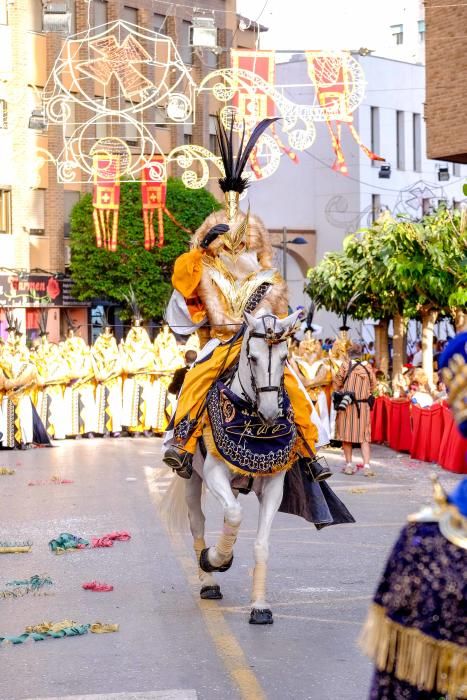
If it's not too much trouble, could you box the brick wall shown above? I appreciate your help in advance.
[425,0,467,162]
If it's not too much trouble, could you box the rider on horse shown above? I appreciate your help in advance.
[163,115,329,482]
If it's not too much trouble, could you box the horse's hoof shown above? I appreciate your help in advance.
[199,548,233,573]
[249,608,274,625]
[200,585,223,600]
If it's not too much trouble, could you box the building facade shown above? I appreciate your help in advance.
[0,0,259,341]
[425,0,467,163]
[247,53,466,333]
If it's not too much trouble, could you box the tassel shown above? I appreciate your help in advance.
[359,603,467,698]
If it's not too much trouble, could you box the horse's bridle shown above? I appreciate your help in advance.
[242,318,292,404]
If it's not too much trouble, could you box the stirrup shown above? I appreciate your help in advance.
[163,448,193,479]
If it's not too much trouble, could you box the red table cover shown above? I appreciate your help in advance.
[388,399,411,452]
[438,405,467,474]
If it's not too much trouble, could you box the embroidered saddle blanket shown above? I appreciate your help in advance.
[205,381,298,477]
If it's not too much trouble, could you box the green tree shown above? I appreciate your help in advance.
[309,208,467,385]
[70,178,222,320]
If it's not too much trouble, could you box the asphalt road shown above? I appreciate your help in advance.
[0,438,462,700]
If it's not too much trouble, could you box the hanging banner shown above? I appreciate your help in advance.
[141,156,167,249]
[92,154,120,251]
[305,51,384,174]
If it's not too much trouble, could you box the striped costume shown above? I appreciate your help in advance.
[334,360,376,443]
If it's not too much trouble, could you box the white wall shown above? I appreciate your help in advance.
[248,53,466,336]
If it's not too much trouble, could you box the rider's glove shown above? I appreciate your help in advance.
[200,224,229,249]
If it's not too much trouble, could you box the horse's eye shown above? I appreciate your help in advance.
[249,356,257,364]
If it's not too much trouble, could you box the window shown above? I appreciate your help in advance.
[371,194,381,222]
[418,19,425,42]
[0,99,7,128]
[370,107,380,167]
[181,20,193,65]
[95,98,107,139]
[0,0,8,25]
[183,133,192,146]
[124,104,138,145]
[26,0,43,32]
[94,0,107,26]
[391,24,403,45]
[119,5,138,36]
[396,111,405,170]
[65,102,76,139]
[0,189,12,233]
[453,162,461,176]
[155,106,167,127]
[413,113,421,172]
[64,191,80,237]
[154,12,166,34]
[209,115,218,155]
[28,189,45,234]
[205,47,218,70]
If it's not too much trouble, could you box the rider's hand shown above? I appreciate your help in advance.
[200,224,229,249]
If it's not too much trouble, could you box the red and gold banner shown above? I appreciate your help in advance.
[92,155,120,251]
[305,51,383,174]
[141,156,167,249]
[231,49,297,177]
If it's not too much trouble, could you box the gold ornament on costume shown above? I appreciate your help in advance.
[203,261,277,319]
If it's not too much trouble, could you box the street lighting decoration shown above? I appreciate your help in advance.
[437,166,450,182]
[378,164,392,179]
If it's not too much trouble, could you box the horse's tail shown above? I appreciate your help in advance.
[155,466,189,533]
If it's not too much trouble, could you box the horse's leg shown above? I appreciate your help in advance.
[200,454,241,571]
[250,471,286,625]
[185,470,222,600]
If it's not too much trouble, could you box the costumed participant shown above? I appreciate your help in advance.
[152,325,183,434]
[91,315,123,437]
[360,331,467,700]
[32,310,68,440]
[0,313,50,449]
[120,298,157,436]
[289,333,331,446]
[326,333,352,441]
[334,342,377,476]
[163,114,328,484]
[62,324,98,438]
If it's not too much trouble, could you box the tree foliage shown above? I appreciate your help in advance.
[70,178,222,320]
[307,207,467,324]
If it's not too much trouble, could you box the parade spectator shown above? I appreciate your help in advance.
[412,340,423,367]
[168,349,197,396]
[432,375,448,403]
[374,370,391,397]
[407,369,433,407]
[334,344,377,477]
[391,364,411,398]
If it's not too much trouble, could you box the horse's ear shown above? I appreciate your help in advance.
[280,310,301,332]
[243,311,257,330]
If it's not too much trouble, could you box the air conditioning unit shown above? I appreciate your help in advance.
[42,3,71,34]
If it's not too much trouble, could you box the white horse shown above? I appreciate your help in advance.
[161,310,300,625]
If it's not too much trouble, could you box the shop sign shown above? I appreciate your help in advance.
[0,274,63,307]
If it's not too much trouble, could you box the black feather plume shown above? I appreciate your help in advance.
[215,113,280,194]
[305,303,315,332]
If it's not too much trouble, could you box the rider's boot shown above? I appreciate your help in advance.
[300,455,332,482]
[163,447,193,479]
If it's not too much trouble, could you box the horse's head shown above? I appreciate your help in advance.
[243,310,301,426]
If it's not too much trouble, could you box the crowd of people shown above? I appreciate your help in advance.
[0,309,199,450]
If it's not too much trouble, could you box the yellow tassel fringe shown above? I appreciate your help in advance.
[359,603,467,699]
[203,425,297,478]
